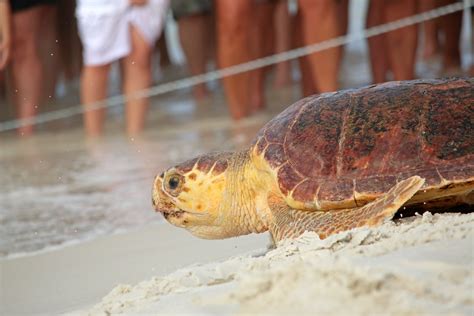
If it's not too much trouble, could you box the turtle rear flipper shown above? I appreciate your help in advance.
[269,176,425,244]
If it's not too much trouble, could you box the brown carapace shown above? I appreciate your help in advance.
[152,78,474,245]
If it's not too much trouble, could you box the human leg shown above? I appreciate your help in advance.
[295,10,315,96]
[273,0,292,88]
[122,25,153,136]
[385,0,417,80]
[39,5,59,101]
[215,0,253,120]
[10,6,46,136]
[419,0,439,59]
[298,0,341,93]
[81,63,110,137]
[249,1,274,113]
[367,0,389,83]
[438,0,462,73]
[338,0,349,36]
[178,14,210,101]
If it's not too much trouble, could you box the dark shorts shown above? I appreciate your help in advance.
[9,0,57,13]
[171,0,212,19]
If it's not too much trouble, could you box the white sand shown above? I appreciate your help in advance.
[73,212,474,315]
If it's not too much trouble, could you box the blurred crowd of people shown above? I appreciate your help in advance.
[0,0,471,137]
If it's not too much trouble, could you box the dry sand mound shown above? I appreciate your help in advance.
[82,212,473,315]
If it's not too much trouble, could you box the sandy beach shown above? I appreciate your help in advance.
[3,212,472,315]
[19,212,464,315]
[84,213,473,315]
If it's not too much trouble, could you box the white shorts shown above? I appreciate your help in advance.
[76,0,169,66]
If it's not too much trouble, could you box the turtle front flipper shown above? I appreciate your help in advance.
[268,176,425,244]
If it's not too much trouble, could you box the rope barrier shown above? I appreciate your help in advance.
[0,1,471,133]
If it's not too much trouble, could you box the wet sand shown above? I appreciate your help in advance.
[1,222,269,315]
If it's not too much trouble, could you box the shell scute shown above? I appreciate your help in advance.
[424,86,474,160]
[264,120,287,144]
[355,176,397,196]
[286,93,349,178]
[341,87,417,175]
[292,179,320,202]
[180,152,233,175]
[176,158,198,174]
[197,155,218,173]
[396,170,439,187]
[318,180,354,203]
[277,163,303,196]
[258,96,312,145]
[433,165,474,183]
[212,158,229,175]
[449,166,474,182]
[264,144,286,169]
[255,136,268,156]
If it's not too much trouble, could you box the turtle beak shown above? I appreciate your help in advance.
[152,174,167,213]
[152,175,161,210]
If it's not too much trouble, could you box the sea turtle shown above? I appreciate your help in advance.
[152,78,473,245]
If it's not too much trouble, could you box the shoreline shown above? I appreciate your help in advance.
[1,226,133,261]
[1,221,269,315]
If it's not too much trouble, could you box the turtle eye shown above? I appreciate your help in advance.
[168,176,180,190]
[164,173,184,196]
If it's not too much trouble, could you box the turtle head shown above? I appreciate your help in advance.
[152,153,233,239]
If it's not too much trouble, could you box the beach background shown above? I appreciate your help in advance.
[1,2,473,315]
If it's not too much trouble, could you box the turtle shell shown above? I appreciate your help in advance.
[251,78,474,210]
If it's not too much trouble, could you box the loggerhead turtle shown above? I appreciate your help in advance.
[152,78,473,245]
